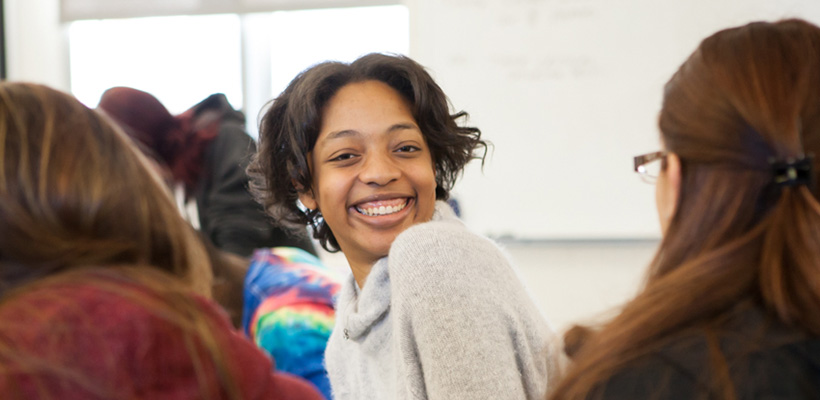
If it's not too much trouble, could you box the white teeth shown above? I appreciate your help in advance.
[357,201,407,216]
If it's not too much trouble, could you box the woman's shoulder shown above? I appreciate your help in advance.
[599,327,820,399]
[734,336,820,398]
[391,201,499,261]
[387,202,523,299]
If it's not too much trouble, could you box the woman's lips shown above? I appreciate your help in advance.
[354,198,410,216]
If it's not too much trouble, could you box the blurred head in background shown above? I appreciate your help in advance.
[0,82,212,296]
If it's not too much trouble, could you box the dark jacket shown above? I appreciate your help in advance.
[594,307,820,399]
[190,94,316,257]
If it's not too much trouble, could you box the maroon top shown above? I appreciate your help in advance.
[0,270,324,400]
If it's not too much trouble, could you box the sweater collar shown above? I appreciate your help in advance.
[339,256,390,340]
[337,201,455,340]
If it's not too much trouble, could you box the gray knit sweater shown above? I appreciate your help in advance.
[325,201,556,400]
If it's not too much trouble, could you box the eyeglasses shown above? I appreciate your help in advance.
[633,151,667,184]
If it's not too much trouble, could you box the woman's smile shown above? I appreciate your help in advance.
[353,197,410,216]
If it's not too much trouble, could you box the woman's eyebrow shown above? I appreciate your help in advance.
[325,123,419,141]
[325,129,360,140]
[388,123,418,133]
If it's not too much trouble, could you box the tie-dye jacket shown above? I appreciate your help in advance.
[242,247,341,400]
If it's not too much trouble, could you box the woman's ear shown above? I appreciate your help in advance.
[293,177,318,211]
[298,189,318,211]
[656,152,681,234]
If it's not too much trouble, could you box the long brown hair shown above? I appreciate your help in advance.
[551,19,820,399]
[0,83,212,296]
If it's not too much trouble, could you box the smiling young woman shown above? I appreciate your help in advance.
[249,53,557,400]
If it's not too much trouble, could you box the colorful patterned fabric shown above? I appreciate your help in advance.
[242,247,341,400]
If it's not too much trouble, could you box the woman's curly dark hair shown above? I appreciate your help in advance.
[248,53,487,252]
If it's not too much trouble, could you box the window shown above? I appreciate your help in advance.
[68,5,409,131]
[265,6,409,96]
[242,5,409,136]
[69,14,243,113]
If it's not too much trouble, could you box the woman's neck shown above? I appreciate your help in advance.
[347,256,379,289]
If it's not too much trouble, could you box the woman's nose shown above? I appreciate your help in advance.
[359,153,400,186]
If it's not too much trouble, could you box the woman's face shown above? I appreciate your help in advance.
[300,80,438,269]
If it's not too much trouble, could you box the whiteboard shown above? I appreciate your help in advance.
[409,0,820,239]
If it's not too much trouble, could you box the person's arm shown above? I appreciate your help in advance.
[389,218,553,399]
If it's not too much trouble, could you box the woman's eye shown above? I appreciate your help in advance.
[396,145,420,153]
[330,153,357,162]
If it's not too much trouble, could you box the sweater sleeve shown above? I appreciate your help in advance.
[388,216,552,400]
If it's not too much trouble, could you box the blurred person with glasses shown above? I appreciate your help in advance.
[550,19,820,400]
